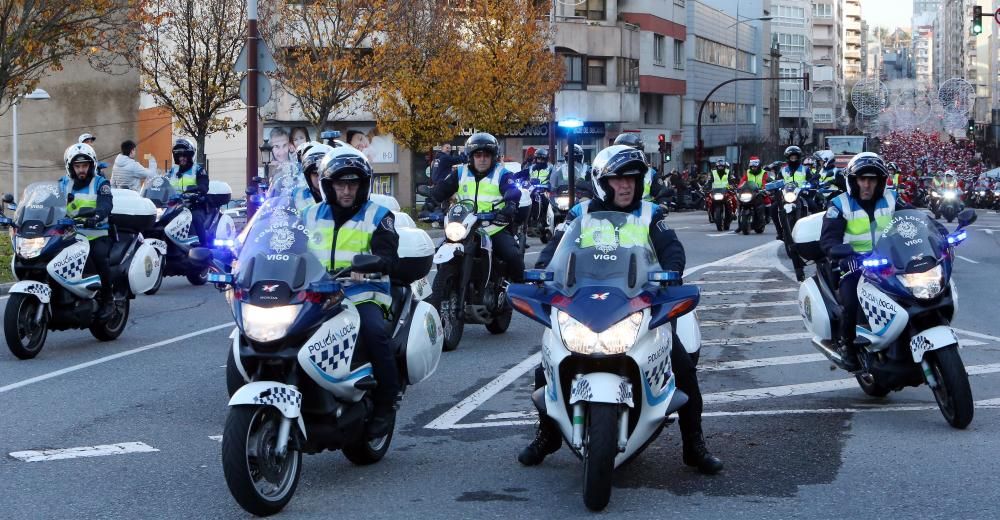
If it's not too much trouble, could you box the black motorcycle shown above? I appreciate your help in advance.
[736,181,767,234]
[768,179,809,281]
[551,185,592,226]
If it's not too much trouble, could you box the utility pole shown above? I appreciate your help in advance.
[770,35,781,145]
[246,0,259,218]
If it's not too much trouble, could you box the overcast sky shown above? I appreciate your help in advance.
[862,0,913,31]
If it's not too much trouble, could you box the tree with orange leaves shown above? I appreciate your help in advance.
[264,0,396,138]
[0,0,137,116]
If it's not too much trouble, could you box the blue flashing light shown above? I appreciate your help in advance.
[207,273,234,284]
[862,257,889,268]
[557,118,584,129]
[648,271,681,282]
[947,230,968,245]
[214,238,236,247]
[524,269,554,282]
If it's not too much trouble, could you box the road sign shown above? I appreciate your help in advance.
[994,7,1000,26]
[235,38,277,73]
[239,72,271,105]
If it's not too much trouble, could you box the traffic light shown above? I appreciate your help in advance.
[657,134,667,153]
[664,143,672,162]
[973,6,983,35]
[968,118,975,134]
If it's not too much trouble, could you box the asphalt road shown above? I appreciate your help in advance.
[2,208,999,519]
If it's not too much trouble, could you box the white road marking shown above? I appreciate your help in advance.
[424,352,541,430]
[209,435,223,442]
[700,315,802,327]
[9,442,158,462]
[701,269,772,275]
[0,323,234,395]
[689,278,781,285]
[700,353,827,371]
[701,287,798,296]
[707,232,733,237]
[983,229,994,235]
[701,332,813,346]
[957,255,980,264]
[698,300,798,310]
[954,328,1000,343]
[484,411,536,421]
[684,242,780,278]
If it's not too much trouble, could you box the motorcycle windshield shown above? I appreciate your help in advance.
[547,210,657,298]
[235,201,327,301]
[446,200,475,225]
[15,182,67,227]
[266,172,306,199]
[874,210,948,273]
[141,176,178,207]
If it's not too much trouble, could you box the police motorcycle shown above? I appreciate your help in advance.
[1,182,162,359]
[736,181,767,234]
[507,211,701,511]
[709,187,736,231]
[793,208,976,428]
[552,185,592,226]
[214,204,442,516]
[933,186,963,223]
[767,179,810,281]
[522,179,555,244]
[140,175,237,288]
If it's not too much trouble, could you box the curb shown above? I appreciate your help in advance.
[0,281,14,295]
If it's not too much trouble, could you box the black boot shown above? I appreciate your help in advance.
[95,294,114,321]
[836,339,861,372]
[517,417,561,466]
[682,432,724,475]
[366,401,396,440]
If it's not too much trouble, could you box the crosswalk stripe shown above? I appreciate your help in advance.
[701,269,772,275]
[700,354,827,371]
[701,315,802,327]
[701,288,798,296]
[689,278,781,285]
[9,442,159,462]
[698,300,798,310]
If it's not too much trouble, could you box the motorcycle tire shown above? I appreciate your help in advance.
[855,373,890,397]
[723,214,733,231]
[485,305,512,334]
[582,403,618,511]
[187,268,209,286]
[89,299,130,342]
[540,228,552,244]
[144,264,164,295]
[739,213,750,235]
[4,293,48,360]
[928,346,974,429]
[429,266,464,352]
[222,406,302,516]
[226,346,246,398]
[342,412,394,465]
[714,207,723,231]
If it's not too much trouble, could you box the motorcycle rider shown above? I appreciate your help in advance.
[519,144,724,475]
[886,162,901,192]
[739,156,767,187]
[428,132,525,282]
[820,152,904,372]
[58,143,115,320]
[708,159,733,223]
[293,142,334,209]
[551,143,590,195]
[168,138,210,246]
[613,133,656,201]
[773,146,809,240]
[526,148,553,228]
[301,146,402,438]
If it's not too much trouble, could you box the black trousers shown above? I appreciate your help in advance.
[839,269,862,343]
[189,206,208,247]
[490,228,525,283]
[529,195,549,226]
[357,302,399,404]
[85,236,113,299]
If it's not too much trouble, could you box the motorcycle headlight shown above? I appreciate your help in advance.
[445,221,469,241]
[739,193,753,203]
[15,236,50,259]
[241,303,300,342]
[931,191,940,198]
[783,191,798,203]
[943,190,956,200]
[155,207,165,220]
[978,190,986,196]
[897,265,944,300]
[712,193,724,201]
[555,195,570,211]
[557,310,643,355]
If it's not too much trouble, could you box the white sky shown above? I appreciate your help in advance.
[862,0,913,31]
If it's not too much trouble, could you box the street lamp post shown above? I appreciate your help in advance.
[558,118,583,208]
[727,14,771,171]
[12,88,51,201]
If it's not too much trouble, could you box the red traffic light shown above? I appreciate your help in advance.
[658,134,666,142]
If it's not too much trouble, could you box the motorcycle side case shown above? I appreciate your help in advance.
[369,193,402,212]
[799,277,833,341]
[791,211,824,261]
[214,212,237,241]
[206,180,232,207]
[110,192,157,232]
[128,240,163,294]
[675,311,701,354]
[396,227,434,283]
[403,300,443,384]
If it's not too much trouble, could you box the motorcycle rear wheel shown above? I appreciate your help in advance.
[187,267,209,286]
[582,403,618,511]
[4,293,48,360]
[485,305,512,334]
[343,412,394,465]
[928,346,974,429]
[89,299,130,341]
[222,406,302,516]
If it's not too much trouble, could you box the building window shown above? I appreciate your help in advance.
[642,94,663,125]
[812,3,833,17]
[674,40,684,69]
[774,4,806,27]
[562,54,584,90]
[703,101,756,124]
[575,0,605,21]
[777,33,807,56]
[694,36,755,72]
[779,89,805,110]
[587,58,606,86]
[653,34,665,66]
[674,0,685,6]
[617,57,639,91]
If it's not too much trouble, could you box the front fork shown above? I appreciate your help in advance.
[570,402,630,454]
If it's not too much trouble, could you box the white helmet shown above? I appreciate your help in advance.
[64,143,98,178]
[78,133,96,144]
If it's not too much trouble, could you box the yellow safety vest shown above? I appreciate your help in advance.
[830,191,895,253]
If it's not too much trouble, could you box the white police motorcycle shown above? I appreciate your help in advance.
[507,211,702,510]
[215,201,442,516]
[1,183,162,359]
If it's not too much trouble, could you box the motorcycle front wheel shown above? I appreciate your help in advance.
[928,346,974,429]
[429,265,464,351]
[222,406,302,516]
[582,403,618,511]
[4,293,48,359]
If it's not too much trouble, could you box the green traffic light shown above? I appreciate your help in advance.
[974,23,982,35]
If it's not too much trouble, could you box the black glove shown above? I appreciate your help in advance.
[494,205,516,227]
[84,217,99,228]
[838,255,861,273]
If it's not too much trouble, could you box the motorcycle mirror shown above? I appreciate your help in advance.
[829,244,855,260]
[956,209,977,229]
[2,193,12,204]
[0,216,12,226]
[188,247,213,264]
[351,254,382,274]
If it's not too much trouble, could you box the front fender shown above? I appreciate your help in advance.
[569,372,634,408]
[910,325,960,363]
[433,242,463,264]
[8,280,51,304]
[228,381,307,439]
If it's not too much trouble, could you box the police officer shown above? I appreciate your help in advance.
[292,142,334,209]
[520,145,723,475]
[820,153,901,371]
[301,146,401,438]
[552,143,590,193]
[773,146,809,240]
[169,139,210,245]
[526,148,553,228]
[59,143,115,319]
[613,133,656,201]
[429,132,525,282]
[740,156,767,188]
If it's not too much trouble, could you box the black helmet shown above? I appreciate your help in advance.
[464,133,499,170]
[886,161,899,172]
[613,132,644,151]
[301,143,334,202]
[172,138,196,164]
[843,152,889,198]
[784,145,802,162]
[318,146,373,209]
[565,143,584,162]
[590,144,648,208]
[534,148,549,161]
